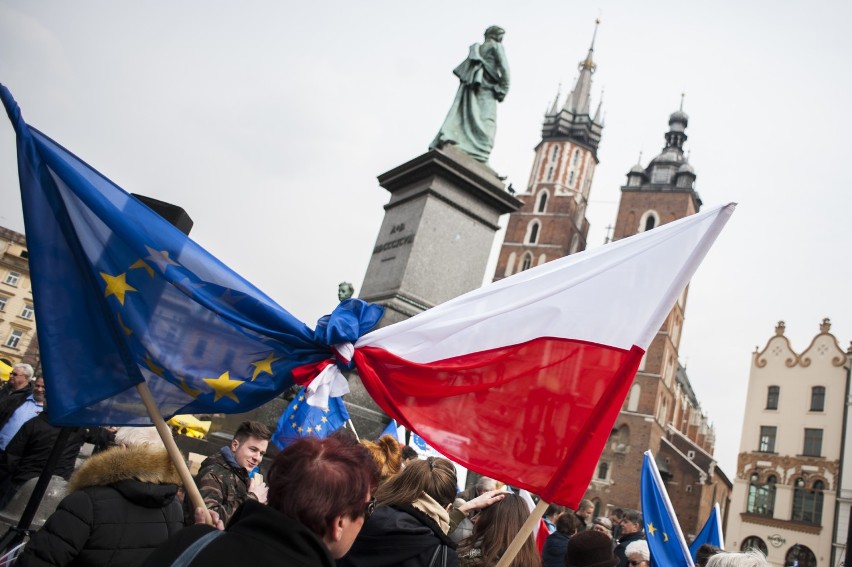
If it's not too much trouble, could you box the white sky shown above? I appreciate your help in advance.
[1,1,850,477]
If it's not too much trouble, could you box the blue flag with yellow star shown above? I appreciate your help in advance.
[1,84,382,426]
[688,503,724,561]
[640,451,695,567]
[272,387,349,448]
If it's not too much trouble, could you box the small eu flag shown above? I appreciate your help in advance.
[272,387,350,449]
[640,451,695,567]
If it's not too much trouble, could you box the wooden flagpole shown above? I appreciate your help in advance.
[494,498,548,567]
[136,381,212,525]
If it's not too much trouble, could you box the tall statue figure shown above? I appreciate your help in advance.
[430,26,510,164]
[338,282,354,301]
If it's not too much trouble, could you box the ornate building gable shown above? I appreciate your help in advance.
[756,319,846,369]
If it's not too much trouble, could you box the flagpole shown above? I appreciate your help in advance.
[347,418,360,441]
[495,498,548,567]
[135,381,211,525]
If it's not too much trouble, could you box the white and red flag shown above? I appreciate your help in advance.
[354,203,735,506]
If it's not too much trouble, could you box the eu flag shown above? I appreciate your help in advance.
[640,451,695,567]
[0,84,382,426]
[689,503,724,560]
[272,387,350,448]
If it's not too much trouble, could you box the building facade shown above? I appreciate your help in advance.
[583,106,732,539]
[726,319,849,567]
[0,225,37,371]
[492,22,603,281]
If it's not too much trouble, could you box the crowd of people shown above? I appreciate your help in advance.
[0,365,773,566]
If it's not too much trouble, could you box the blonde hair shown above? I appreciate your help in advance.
[360,435,402,481]
[114,426,165,449]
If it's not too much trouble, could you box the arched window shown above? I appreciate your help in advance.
[766,386,779,410]
[537,191,548,213]
[526,221,540,244]
[573,149,580,165]
[785,545,816,567]
[638,210,660,233]
[627,384,640,412]
[552,146,559,161]
[504,252,516,277]
[592,498,602,518]
[520,253,533,272]
[568,171,575,186]
[746,474,776,517]
[810,386,825,411]
[547,167,554,181]
[740,536,768,556]
[597,462,609,480]
[792,478,824,524]
[537,254,547,266]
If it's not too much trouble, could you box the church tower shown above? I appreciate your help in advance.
[493,21,604,281]
[585,103,730,539]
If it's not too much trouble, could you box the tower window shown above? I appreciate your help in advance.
[520,253,533,271]
[639,210,660,233]
[504,252,516,277]
[597,462,608,480]
[547,167,554,181]
[552,146,559,161]
[568,171,575,186]
[645,216,656,231]
[525,220,541,244]
[573,149,580,165]
[537,191,548,213]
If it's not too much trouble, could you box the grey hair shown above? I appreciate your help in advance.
[13,363,34,379]
[625,540,650,561]
[475,476,497,491]
[706,550,770,567]
[114,426,165,449]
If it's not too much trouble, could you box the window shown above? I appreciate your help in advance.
[520,254,532,271]
[573,149,580,165]
[803,429,822,457]
[0,296,6,312]
[568,171,575,186]
[746,474,776,516]
[19,304,34,319]
[4,330,23,349]
[785,545,816,567]
[638,210,659,233]
[551,146,559,161]
[528,222,540,244]
[3,272,20,286]
[766,386,779,410]
[547,167,554,181]
[504,252,516,277]
[759,426,776,452]
[537,192,548,213]
[651,167,671,184]
[644,215,656,231]
[627,384,640,412]
[597,462,608,480]
[810,386,825,412]
[792,478,824,524]
[740,537,768,556]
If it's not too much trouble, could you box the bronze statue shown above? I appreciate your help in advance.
[338,282,354,301]
[430,26,510,163]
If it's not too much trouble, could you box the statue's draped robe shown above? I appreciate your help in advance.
[430,39,510,163]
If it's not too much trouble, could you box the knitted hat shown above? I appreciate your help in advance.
[564,530,619,567]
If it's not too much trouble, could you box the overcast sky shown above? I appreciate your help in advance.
[1,1,850,477]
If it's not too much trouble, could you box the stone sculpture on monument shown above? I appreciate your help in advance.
[430,25,510,164]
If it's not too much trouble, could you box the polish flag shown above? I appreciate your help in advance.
[353,203,735,506]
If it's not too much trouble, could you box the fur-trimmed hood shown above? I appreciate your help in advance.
[68,445,181,492]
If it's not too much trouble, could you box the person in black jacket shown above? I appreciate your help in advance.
[143,431,380,567]
[0,408,85,510]
[14,426,185,567]
[613,509,646,567]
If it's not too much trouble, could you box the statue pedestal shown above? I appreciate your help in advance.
[348,146,521,438]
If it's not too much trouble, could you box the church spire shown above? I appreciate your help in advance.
[563,19,599,115]
[548,83,562,116]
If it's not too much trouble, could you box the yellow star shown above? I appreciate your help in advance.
[202,371,244,403]
[291,422,297,429]
[177,376,202,398]
[144,353,165,377]
[298,395,305,402]
[292,404,299,411]
[100,272,137,305]
[250,353,280,381]
[129,259,155,278]
[290,414,296,420]
[297,426,304,433]
[116,313,133,336]
[144,246,180,273]
[321,416,328,423]
[663,532,669,542]
[314,425,322,432]
[647,523,657,537]
[323,407,330,414]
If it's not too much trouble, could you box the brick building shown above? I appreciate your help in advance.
[580,104,731,539]
[492,21,603,281]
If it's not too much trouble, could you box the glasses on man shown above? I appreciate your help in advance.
[9,372,22,377]
[364,496,376,521]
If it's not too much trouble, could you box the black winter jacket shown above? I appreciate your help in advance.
[15,446,184,567]
[0,413,84,486]
[143,499,336,567]
[338,504,459,567]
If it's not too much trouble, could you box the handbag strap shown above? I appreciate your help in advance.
[428,544,448,567]
[171,529,225,567]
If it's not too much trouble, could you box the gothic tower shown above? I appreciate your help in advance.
[493,21,604,281]
[585,103,731,539]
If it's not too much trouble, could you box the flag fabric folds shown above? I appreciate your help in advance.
[641,451,695,567]
[271,387,350,449]
[689,503,724,560]
[1,84,383,425]
[354,203,734,505]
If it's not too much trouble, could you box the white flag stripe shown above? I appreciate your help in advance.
[358,203,735,363]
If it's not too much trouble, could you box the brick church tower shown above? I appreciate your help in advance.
[584,102,731,539]
[493,22,604,281]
